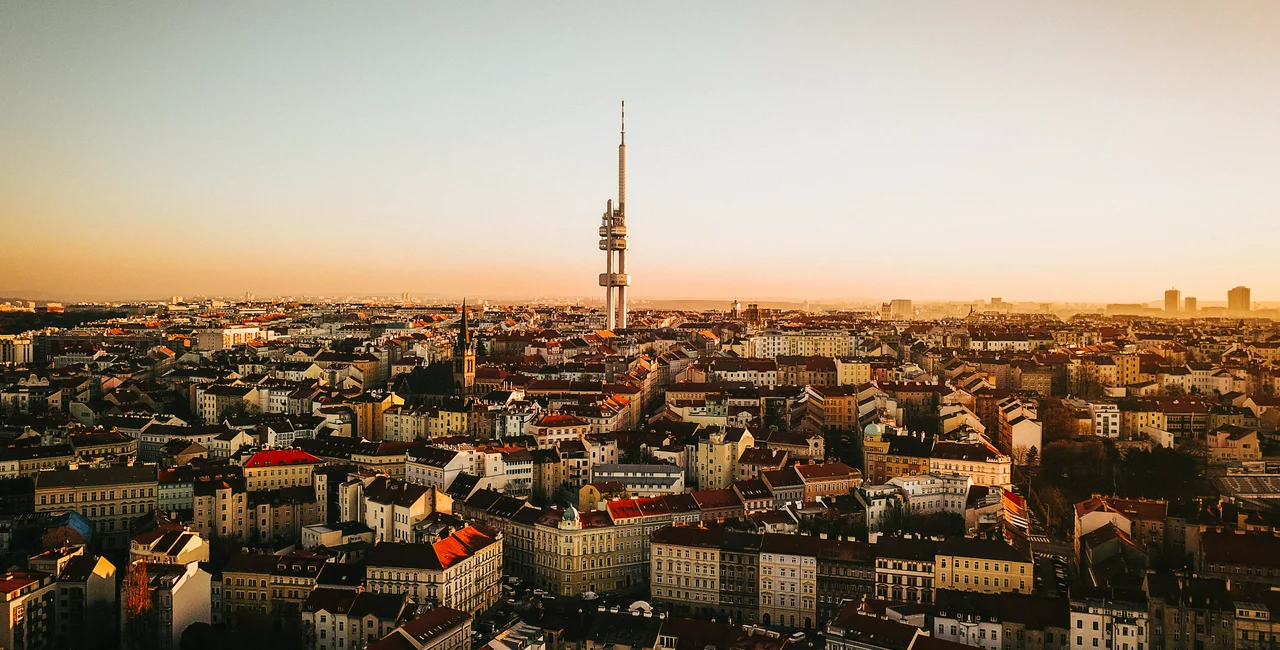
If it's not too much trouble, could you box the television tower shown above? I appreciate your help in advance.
[599,101,629,330]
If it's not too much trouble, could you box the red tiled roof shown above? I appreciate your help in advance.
[536,413,587,427]
[244,449,321,468]
[0,571,45,595]
[606,499,643,520]
[691,489,743,510]
[1201,533,1280,569]
[1074,495,1167,522]
[796,462,854,481]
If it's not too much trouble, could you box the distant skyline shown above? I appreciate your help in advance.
[3,2,1279,303]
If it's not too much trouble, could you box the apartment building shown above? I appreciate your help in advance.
[1069,586,1149,650]
[795,461,860,505]
[196,384,260,424]
[934,535,1033,595]
[875,537,937,604]
[406,447,471,491]
[816,540,876,625]
[761,468,804,509]
[754,329,852,359]
[129,527,209,565]
[1233,590,1280,650]
[695,426,754,490]
[650,525,722,617]
[835,358,872,387]
[861,430,932,485]
[932,590,1071,650]
[1089,403,1121,438]
[221,551,329,617]
[1198,533,1280,591]
[705,357,778,387]
[930,441,1012,488]
[887,473,972,517]
[365,524,502,616]
[651,524,872,629]
[526,413,591,448]
[192,477,249,541]
[759,533,821,629]
[804,385,861,431]
[591,463,685,497]
[242,449,321,491]
[721,532,764,625]
[50,554,116,646]
[1146,574,1234,650]
[33,463,160,550]
[1073,496,1166,560]
[141,562,213,650]
[302,589,410,650]
[0,444,75,479]
[996,396,1042,461]
[457,489,701,597]
[0,571,55,650]
[249,486,321,543]
[1206,425,1262,464]
[366,607,471,650]
[340,475,450,543]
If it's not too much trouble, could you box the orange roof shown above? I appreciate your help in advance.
[434,526,496,569]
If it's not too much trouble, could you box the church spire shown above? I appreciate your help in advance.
[453,297,476,396]
[460,297,470,347]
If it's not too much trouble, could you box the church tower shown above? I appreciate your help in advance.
[453,299,476,395]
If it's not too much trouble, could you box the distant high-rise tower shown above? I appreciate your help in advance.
[889,299,914,320]
[598,102,630,330]
[1228,286,1252,313]
[453,299,476,395]
[1165,288,1180,312]
[1184,297,1197,313]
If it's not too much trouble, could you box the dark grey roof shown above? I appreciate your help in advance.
[34,464,158,489]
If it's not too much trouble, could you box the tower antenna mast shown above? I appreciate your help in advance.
[599,101,630,330]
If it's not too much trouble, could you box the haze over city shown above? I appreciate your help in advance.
[13,4,1280,650]
[3,1,1280,303]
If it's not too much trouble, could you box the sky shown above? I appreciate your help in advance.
[2,2,1279,304]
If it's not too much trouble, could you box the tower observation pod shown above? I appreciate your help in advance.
[599,101,630,330]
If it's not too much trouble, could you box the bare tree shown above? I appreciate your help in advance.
[1012,445,1029,467]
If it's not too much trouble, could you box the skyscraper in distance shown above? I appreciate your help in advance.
[1164,288,1180,312]
[1184,297,1197,313]
[888,299,913,320]
[1228,286,1251,312]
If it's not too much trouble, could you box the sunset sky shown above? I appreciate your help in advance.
[3,2,1278,304]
